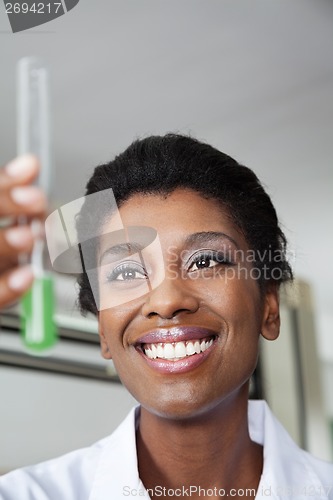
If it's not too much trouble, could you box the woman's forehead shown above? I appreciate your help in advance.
[101,189,246,250]
[115,189,225,224]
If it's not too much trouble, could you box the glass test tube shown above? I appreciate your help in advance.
[17,57,57,353]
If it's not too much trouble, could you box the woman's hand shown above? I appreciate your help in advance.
[0,155,47,308]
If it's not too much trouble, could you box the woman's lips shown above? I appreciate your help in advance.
[134,327,218,374]
[135,326,218,344]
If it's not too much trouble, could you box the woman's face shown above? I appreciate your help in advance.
[98,188,279,419]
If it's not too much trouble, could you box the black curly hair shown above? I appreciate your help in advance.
[76,134,293,316]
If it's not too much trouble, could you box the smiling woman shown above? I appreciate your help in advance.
[0,134,333,499]
[95,189,275,424]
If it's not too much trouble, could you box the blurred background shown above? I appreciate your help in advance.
[0,0,332,471]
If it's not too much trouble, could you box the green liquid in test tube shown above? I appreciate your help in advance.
[17,57,57,353]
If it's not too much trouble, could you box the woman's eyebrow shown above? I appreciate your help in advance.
[183,231,240,249]
[98,231,239,264]
[99,241,143,264]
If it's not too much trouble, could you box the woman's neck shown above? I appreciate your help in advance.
[136,389,262,499]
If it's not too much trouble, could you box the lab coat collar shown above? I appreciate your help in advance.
[89,406,148,500]
[250,400,330,500]
[89,401,330,500]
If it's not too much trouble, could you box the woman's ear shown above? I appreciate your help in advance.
[98,324,113,359]
[261,285,280,341]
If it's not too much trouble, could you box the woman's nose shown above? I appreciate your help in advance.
[141,274,199,319]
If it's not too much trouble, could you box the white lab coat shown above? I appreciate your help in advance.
[0,400,332,499]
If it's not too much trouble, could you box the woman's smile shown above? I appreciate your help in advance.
[133,326,222,374]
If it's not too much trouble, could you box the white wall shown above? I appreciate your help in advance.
[0,366,136,473]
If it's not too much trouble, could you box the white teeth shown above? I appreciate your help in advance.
[186,342,195,355]
[156,344,164,358]
[175,342,186,358]
[151,344,157,358]
[194,340,201,354]
[143,337,215,361]
[164,343,175,359]
[145,348,153,359]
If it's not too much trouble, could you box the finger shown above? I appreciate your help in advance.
[0,186,47,217]
[0,226,34,269]
[0,155,40,190]
[0,265,34,309]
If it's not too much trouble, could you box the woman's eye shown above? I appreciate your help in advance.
[106,263,148,282]
[187,251,232,273]
[189,257,218,271]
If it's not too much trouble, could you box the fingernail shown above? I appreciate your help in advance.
[11,186,42,206]
[8,266,33,291]
[5,226,32,248]
[5,155,38,178]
